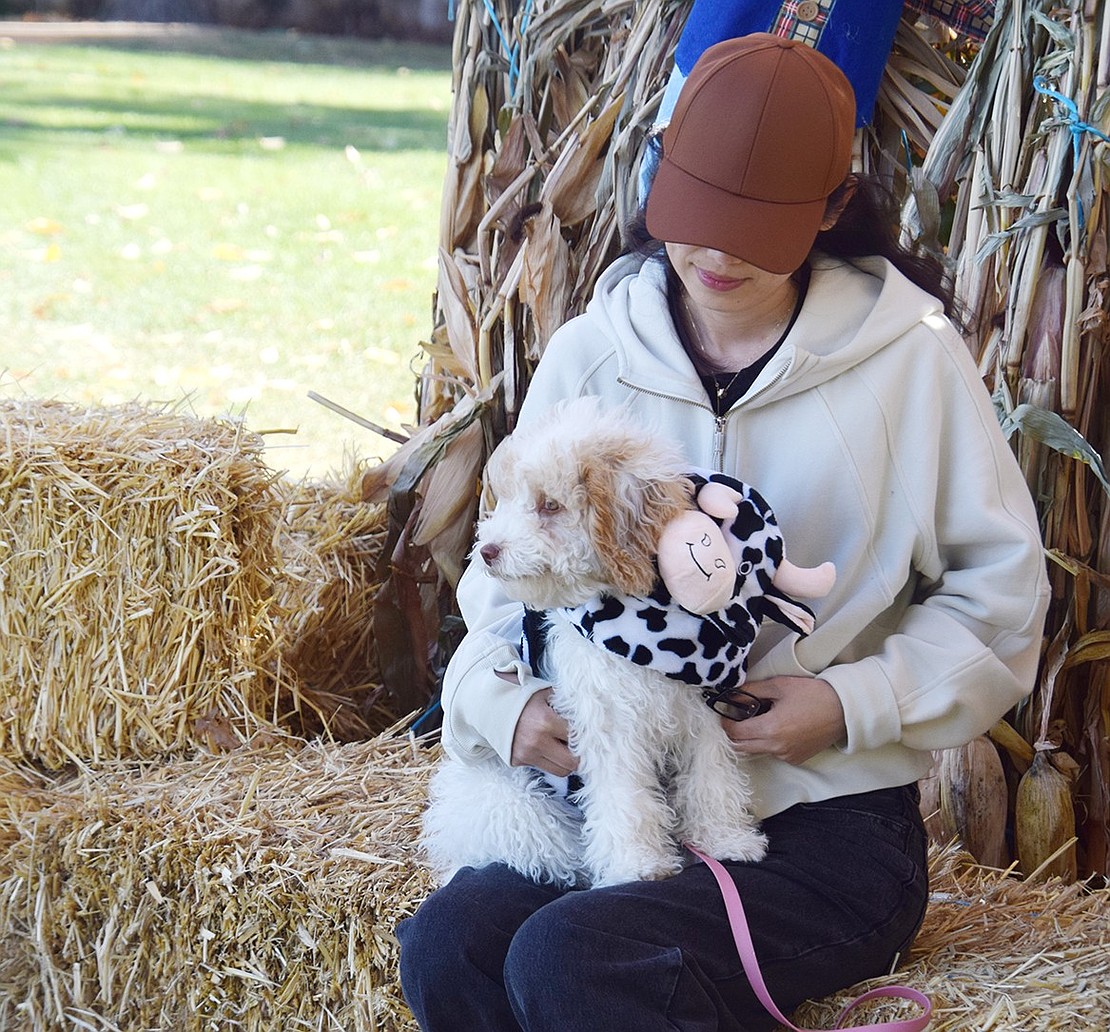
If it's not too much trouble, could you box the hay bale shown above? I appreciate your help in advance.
[0,399,298,768]
[0,730,434,1032]
[0,758,55,855]
[2,730,1108,1030]
[788,848,1110,1031]
[272,470,395,740]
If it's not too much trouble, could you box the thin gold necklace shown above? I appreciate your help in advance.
[681,291,794,409]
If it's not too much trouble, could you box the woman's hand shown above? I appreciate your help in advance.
[721,676,846,766]
[510,687,578,776]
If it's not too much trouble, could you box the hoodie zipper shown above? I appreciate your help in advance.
[616,378,729,472]
[712,415,727,471]
[620,358,792,473]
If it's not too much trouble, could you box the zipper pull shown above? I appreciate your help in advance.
[713,416,727,471]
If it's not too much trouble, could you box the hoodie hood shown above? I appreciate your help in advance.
[587,251,948,409]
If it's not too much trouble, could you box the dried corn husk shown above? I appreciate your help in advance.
[937,735,1010,868]
[903,0,1110,881]
[1015,747,1079,882]
[917,753,957,846]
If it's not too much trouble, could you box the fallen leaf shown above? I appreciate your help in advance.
[207,298,247,313]
[26,217,63,236]
[212,243,245,261]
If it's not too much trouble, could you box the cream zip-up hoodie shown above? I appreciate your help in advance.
[439,252,1050,819]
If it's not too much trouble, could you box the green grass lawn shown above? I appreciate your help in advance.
[0,27,451,480]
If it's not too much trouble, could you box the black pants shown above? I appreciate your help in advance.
[398,785,929,1031]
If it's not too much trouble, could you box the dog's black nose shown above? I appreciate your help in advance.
[479,543,501,565]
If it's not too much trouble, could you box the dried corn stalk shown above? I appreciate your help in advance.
[871,15,969,194]
[905,1,1110,879]
[430,0,689,414]
[366,0,690,712]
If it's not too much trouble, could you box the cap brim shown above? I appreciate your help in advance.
[645,156,826,275]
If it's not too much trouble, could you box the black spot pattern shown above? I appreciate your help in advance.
[546,470,816,696]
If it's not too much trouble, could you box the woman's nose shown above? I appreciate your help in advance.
[702,247,745,266]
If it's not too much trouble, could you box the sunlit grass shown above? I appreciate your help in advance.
[0,30,451,479]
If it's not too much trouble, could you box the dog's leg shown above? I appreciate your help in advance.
[421,756,584,887]
[546,628,684,887]
[574,734,684,887]
[669,694,768,863]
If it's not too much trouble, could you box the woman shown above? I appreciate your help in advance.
[398,34,1049,1031]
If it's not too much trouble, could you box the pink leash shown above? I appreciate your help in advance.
[686,844,932,1032]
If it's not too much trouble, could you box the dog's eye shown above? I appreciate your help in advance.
[538,497,563,515]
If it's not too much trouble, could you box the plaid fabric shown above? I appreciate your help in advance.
[903,0,995,41]
[770,1,836,48]
[672,0,905,125]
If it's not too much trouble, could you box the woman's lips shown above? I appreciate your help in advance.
[696,267,743,291]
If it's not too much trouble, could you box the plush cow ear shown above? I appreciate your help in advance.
[755,585,816,637]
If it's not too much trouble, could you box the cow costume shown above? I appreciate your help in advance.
[534,472,827,701]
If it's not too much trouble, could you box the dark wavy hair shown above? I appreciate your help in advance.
[627,174,965,332]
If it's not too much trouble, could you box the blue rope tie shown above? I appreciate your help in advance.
[1033,75,1110,162]
[1033,75,1110,234]
[900,128,914,177]
[479,0,536,97]
[409,699,442,736]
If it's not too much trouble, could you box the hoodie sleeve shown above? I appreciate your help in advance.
[439,562,555,765]
[819,326,1050,755]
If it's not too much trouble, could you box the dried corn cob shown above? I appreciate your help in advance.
[1015,748,1078,882]
[938,735,1009,867]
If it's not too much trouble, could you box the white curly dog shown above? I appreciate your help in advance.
[422,399,829,889]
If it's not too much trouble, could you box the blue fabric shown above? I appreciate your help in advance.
[671,0,906,126]
[674,0,783,74]
[398,785,929,1031]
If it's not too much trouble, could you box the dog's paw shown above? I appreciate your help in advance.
[589,851,684,888]
[694,827,768,864]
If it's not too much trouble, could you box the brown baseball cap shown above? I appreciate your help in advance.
[645,34,856,275]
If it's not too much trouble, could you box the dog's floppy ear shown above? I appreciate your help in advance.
[582,451,691,597]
